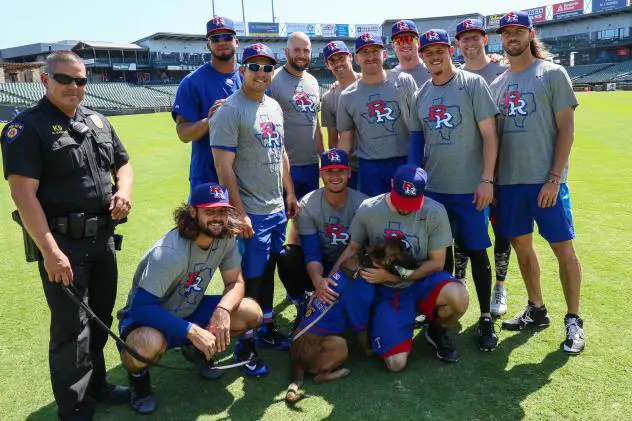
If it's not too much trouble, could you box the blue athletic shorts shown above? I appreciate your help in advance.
[241,211,287,279]
[358,156,406,197]
[371,272,458,358]
[297,269,375,336]
[348,170,359,191]
[290,164,320,200]
[424,191,491,251]
[118,295,222,350]
[496,184,575,243]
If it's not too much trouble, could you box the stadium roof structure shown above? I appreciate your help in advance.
[381,12,485,27]
[71,41,147,51]
[134,32,355,45]
[0,42,76,60]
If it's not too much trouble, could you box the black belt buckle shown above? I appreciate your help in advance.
[69,212,85,239]
[85,217,99,237]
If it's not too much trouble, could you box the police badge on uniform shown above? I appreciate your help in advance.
[89,114,104,129]
[4,122,25,144]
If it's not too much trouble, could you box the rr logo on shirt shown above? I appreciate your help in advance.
[428,105,454,129]
[293,92,317,113]
[499,84,536,130]
[368,100,395,123]
[504,91,528,116]
[384,228,412,250]
[423,99,462,142]
[183,272,203,295]
[255,115,283,149]
[326,222,350,246]
[361,94,401,133]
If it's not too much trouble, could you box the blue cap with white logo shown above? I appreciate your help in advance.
[190,183,234,209]
[355,32,385,53]
[206,17,236,36]
[320,148,350,171]
[419,29,451,51]
[391,20,419,38]
[323,41,351,61]
[390,165,427,212]
[242,43,277,65]
[455,19,486,39]
[496,11,533,34]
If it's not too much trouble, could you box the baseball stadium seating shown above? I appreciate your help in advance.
[574,61,632,83]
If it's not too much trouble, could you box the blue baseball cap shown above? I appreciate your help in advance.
[390,165,427,212]
[323,41,351,61]
[320,148,350,171]
[206,17,236,36]
[242,43,277,65]
[419,29,451,51]
[391,20,419,38]
[355,32,385,53]
[496,11,533,34]
[455,19,486,39]
[190,183,234,209]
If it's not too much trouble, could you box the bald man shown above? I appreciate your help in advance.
[268,32,324,202]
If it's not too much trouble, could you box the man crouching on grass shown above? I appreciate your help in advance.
[116,183,262,414]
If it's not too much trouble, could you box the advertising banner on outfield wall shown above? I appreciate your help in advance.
[335,24,350,37]
[592,0,628,13]
[234,22,246,36]
[355,24,380,35]
[486,14,504,29]
[248,22,280,36]
[525,6,547,23]
[322,24,350,37]
[553,0,584,19]
[286,23,317,36]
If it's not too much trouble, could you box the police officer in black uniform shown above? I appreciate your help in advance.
[1,51,134,421]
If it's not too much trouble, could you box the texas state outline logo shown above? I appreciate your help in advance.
[499,84,537,130]
[255,114,283,150]
[423,97,462,142]
[361,93,401,133]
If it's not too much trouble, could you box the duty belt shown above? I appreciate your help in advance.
[49,213,111,239]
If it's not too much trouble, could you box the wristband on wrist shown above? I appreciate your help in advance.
[549,172,562,179]
[479,178,494,184]
[546,178,561,185]
[216,305,232,314]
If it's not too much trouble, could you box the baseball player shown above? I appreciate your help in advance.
[388,20,431,87]
[410,29,500,351]
[334,165,469,369]
[172,17,241,191]
[490,11,584,355]
[268,32,323,201]
[320,41,360,189]
[210,43,300,374]
[337,33,418,197]
[453,19,512,315]
[117,183,262,414]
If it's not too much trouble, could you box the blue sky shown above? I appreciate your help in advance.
[1,0,557,49]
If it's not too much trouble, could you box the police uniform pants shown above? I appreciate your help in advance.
[38,229,118,414]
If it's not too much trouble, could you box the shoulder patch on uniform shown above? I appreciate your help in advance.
[4,122,25,144]
[89,114,104,129]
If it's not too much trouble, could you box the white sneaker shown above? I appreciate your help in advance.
[490,284,507,316]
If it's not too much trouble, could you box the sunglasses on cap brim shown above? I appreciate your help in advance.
[48,73,88,86]
[245,63,275,73]
[207,33,235,43]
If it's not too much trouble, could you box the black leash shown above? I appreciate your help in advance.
[62,286,252,372]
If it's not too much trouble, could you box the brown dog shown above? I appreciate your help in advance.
[286,239,419,404]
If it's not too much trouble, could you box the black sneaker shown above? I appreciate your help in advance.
[233,338,269,377]
[424,323,459,363]
[58,402,96,421]
[91,381,130,405]
[256,323,291,351]
[563,314,585,355]
[502,302,551,331]
[181,344,223,380]
[128,371,157,415]
[477,316,498,351]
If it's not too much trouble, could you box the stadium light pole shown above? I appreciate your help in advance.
[241,0,246,23]
[212,0,216,17]
[271,0,275,22]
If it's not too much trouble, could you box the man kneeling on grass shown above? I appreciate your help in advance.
[116,183,262,414]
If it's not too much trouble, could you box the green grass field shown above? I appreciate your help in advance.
[1,92,631,420]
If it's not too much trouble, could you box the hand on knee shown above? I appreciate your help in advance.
[384,353,408,372]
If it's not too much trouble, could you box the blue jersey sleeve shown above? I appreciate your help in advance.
[172,77,200,123]
[407,131,425,166]
[300,233,323,264]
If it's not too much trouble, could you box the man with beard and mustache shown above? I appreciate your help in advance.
[337,33,417,197]
[116,183,263,414]
[489,11,585,355]
[172,17,241,192]
[409,29,500,351]
[211,44,300,370]
[268,32,323,202]
[452,18,512,318]
[388,20,431,87]
[320,41,360,189]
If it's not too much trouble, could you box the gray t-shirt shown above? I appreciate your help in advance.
[489,60,578,185]
[297,188,368,265]
[321,82,359,170]
[463,61,508,85]
[122,229,241,319]
[349,194,453,288]
[337,71,417,160]
[209,90,285,215]
[410,69,499,194]
[389,63,431,87]
[268,69,320,166]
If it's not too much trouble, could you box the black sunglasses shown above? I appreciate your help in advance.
[245,63,274,73]
[48,73,88,86]
[208,33,235,43]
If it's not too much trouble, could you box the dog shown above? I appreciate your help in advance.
[286,238,419,404]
